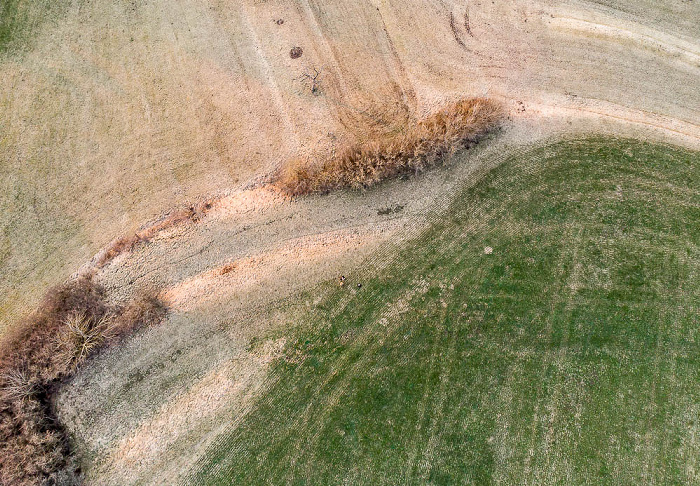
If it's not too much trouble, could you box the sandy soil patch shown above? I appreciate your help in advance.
[163,227,393,312]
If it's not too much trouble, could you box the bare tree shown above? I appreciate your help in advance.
[299,66,323,95]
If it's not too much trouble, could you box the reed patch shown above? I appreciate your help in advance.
[276,98,504,196]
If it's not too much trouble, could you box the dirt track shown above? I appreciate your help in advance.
[1,0,699,482]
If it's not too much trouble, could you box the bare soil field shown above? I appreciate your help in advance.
[1,0,698,333]
[0,0,698,483]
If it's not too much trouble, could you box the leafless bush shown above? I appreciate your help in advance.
[276,97,504,196]
[55,313,115,371]
[0,369,38,403]
[0,277,167,485]
[298,66,322,95]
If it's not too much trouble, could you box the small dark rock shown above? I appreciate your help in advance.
[377,204,404,216]
[290,46,303,59]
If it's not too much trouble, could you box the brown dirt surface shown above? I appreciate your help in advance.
[1,0,698,335]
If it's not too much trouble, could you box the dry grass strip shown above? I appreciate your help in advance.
[276,97,504,196]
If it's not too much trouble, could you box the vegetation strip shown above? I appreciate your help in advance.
[276,98,504,196]
[0,278,166,485]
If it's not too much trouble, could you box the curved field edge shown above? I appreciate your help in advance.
[185,137,700,485]
[0,94,497,485]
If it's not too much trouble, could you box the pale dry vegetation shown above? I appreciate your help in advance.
[276,98,504,196]
[56,313,115,372]
[0,278,166,485]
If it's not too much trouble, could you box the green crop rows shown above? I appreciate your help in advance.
[188,138,699,485]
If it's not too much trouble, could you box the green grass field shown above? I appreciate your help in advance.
[0,0,25,52]
[191,138,698,484]
[0,0,62,54]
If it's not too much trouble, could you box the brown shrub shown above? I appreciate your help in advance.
[0,278,167,485]
[55,313,115,372]
[276,97,504,196]
[107,293,167,343]
[0,278,109,382]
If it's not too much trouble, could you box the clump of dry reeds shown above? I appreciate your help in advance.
[0,277,166,485]
[56,313,115,371]
[277,97,504,196]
